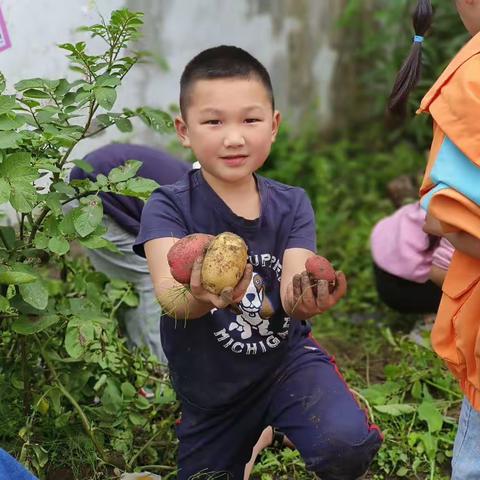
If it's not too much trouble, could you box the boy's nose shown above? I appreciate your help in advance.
[223,131,245,148]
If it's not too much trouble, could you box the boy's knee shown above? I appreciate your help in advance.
[305,427,382,480]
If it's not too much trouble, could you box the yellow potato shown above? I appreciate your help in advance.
[201,232,248,295]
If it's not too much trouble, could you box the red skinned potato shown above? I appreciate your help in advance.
[167,233,214,284]
[305,255,337,293]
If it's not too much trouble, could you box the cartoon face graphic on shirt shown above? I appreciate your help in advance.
[228,273,274,340]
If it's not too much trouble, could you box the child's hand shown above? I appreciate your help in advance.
[423,212,443,236]
[189,256,253,309]
[284,270,347,320]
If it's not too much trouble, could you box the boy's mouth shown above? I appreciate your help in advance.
[220,155,248,167]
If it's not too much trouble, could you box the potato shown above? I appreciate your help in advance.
[305,255,337,293]
[167,233,214,284]
[201,232,248,295]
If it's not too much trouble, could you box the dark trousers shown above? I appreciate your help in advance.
[373,262,442,314]
[176,335,383,479]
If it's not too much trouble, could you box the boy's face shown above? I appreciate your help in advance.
[455,0,480,35]
[175,77,281,186]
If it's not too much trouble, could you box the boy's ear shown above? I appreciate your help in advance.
[175,116,191,148]
[271,110,282,142]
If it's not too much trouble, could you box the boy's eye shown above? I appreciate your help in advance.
[203,120,221,125]
[245,118,261,124]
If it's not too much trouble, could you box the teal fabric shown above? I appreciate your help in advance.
[421,136,480,211]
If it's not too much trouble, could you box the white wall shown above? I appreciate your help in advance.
[0,0,343,157]
[0,0,345,222]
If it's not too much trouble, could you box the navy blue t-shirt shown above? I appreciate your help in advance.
[134,169,316,409]
[69,144,191,235]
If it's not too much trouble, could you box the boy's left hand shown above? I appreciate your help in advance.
[284,270,347,320]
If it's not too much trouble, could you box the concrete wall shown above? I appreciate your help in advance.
[0,0,354,160]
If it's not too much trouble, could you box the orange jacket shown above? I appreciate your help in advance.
[418,32,480,410]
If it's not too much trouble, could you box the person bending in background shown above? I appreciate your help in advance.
[371,201,453,315]
[69,143,191,364]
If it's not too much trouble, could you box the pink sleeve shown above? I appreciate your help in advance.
[432,238,454,271]
[370,203,433,283]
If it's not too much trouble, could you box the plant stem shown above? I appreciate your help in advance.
[110,286,133,320]
[19,214,25,241]
[35,336,107,461]
[349,387,375,424]
[127,428,164,470]
[20,336,32,417]
[423,379,462,399]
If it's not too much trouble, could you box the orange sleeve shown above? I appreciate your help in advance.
[429,54,480,167]
[429,187,480,239]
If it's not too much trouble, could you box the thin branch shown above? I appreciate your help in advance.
[35,336,107,461]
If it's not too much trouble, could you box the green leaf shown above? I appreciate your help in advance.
[0,113,26,130]
[72,159,94,173]
[73,197,103,237]
[0,131,21,148]
[44,192,64,216]
[62,92,76,106]
[78,235,110,250]
[108,160,142,183]
[35,158,61,173]
[0,152,37,212]
[101,379,123,414]
[58,210,76,236]
[34,232,49,249]
[0,295,9,312]
[0,226,15,249]
[95,74,121,88]
[155,383,176,405]
[54,79,71,98]
[0,95,17,114]
[0,72,5,94]
[121,382,137,399]
[94,86,117,110]
[134,396,151,410]
[418,401,443,433]
[119,177,160,201]
[115,117,133,133]
[14,78,46,91]
[128,412,146,426]
[411,380,422,401]
[374,403,416,416]
[64,321,94,358]
[418,431,438,461]
[93,373,108,392]
[137,107,174,133]
[396,467,409,477]
[0,270,36,285]
[19,279,49,310]
[0,178,10,204]
[12,314,60,335]
[53,181,76,196]
[48,237,70,255]
[10,182,37,213]
[22,89,50,99]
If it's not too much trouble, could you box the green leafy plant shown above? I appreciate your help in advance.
[0,9,178,478]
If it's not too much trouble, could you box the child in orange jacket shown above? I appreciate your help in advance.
[389,1,480,478]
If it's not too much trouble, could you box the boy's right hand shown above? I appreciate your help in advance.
[189,256,253,309]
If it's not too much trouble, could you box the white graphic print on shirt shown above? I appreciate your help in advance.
[213,253,290,355]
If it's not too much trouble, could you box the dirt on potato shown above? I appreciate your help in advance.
[201,232,248,295]
[167,233,214,284]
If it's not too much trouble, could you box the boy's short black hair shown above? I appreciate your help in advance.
[179,45,275,116]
